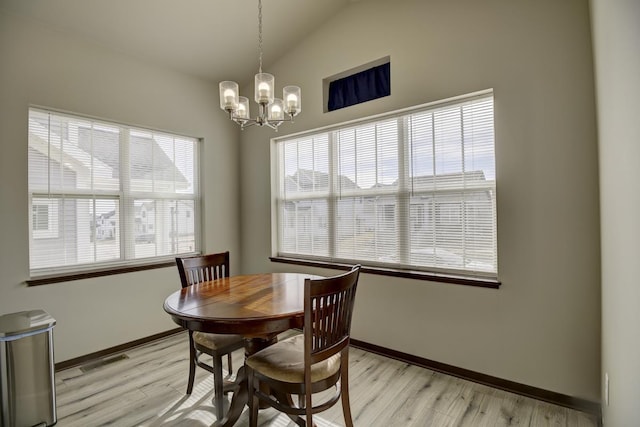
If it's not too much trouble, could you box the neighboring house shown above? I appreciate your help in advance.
[281,169,359,256]
[95,210,117,240]
[134,201,155,243]
[133,200,194,247]
[280,168,495,270]
[28,145,82,267]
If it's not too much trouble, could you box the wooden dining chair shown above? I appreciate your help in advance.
[246,265,361,427]
[175,251,245,421]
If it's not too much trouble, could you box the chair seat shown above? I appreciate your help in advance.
[246,334,341,383]
[193,331,244,351]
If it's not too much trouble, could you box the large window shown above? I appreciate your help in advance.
[274,91,497,278]
[28,108,200,276]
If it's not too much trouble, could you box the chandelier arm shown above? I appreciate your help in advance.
[269,116,295,125]
[264,122,280,131]
[239,120,258,130]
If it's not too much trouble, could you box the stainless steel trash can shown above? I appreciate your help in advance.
[0,310,56,427]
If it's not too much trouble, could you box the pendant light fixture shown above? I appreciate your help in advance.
[218,0,301,130]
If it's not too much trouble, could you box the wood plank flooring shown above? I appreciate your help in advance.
[54,331,599,426]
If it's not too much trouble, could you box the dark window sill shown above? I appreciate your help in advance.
[26,260,177,286]
[270,257,500,289]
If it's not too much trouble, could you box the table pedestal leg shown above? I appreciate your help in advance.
[212,365,247,427]
[212,335,278,427]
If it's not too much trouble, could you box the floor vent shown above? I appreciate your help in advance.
[80,353,129,373]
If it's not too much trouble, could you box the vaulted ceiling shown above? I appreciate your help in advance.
[0,0,366,84]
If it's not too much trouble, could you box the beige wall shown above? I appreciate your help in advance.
[591,0,640,424]
[0,10,241,362]
[0,0,603,404]
[240,0,601,400]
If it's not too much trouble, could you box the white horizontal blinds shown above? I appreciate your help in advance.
[275,91,496,276]
[335,120,400,263]
[462,97,496,271]
[28,110,122,270]
[129,131,196,194]
[407,95,496,273]
[130,199,196,259]
[28,108,199,274]
[128,129,198,260]
[28,111,120,193]
[278,135,330,257]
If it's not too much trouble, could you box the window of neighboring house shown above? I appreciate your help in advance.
[437,202,462,227]
[32,199,59,239]
[273,90,497,278]
[28,108,200,277]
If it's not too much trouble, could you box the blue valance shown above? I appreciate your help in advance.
[328,62,390,112]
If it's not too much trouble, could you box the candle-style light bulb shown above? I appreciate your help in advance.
[268,98,285,121]
[286,93,298,109]
[224,89,236,108]
[258,82,270,103]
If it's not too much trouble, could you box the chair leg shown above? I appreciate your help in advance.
[248,368,259,427]
[340,363,354,427]
[305,390,313,427]
[214,355,225,421]
[226,352,233,377]
[186,332,196,395]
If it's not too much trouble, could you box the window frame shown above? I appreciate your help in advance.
[271,90,499,287]
[27,107,201,281]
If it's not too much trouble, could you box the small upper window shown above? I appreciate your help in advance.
[327,62,390,112]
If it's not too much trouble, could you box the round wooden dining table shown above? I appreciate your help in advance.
[163,272,323,427]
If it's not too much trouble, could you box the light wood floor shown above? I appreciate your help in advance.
[55,331,599,426]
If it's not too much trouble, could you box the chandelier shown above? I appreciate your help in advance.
[218,0,301,131]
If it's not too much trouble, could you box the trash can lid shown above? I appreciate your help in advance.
[0,309,56,338]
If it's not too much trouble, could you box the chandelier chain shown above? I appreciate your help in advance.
[258,0,263,74]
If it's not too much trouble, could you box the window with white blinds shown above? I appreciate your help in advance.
[28,108,200,276]
[274,91,497,277]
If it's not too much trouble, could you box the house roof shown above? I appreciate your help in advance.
[284,169,358,193]
[29,115,189,187]
[77,127,189,185]
[403,170,487,187]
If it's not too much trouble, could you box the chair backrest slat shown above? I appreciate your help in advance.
[304,265,360,364]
